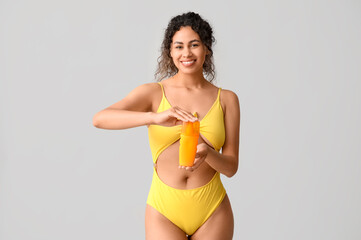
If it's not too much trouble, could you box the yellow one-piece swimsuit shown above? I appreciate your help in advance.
[147,82,226,236]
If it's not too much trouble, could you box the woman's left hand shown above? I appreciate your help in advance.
[179,143,209,171]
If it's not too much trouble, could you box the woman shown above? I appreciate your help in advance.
[93,12,240,240]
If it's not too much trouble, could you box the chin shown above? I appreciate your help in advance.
[177,66,203,75]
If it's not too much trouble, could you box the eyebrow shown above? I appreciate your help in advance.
[173,39,201,45]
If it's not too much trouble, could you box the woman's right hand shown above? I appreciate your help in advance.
[93,83,198,130]
[152,106,198,127]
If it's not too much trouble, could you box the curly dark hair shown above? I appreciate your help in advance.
[154,12,216,82]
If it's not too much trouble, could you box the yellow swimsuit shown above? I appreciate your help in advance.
[147,82,226,236]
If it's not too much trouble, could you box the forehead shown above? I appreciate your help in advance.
[172,26,201,43]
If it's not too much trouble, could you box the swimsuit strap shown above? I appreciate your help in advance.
[157,82,165,96]
[217,87,222,100]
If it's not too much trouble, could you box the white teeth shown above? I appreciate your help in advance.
[182,61,195,64]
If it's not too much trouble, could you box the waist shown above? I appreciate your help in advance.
[152,167,223,192]
[154,158,217,190]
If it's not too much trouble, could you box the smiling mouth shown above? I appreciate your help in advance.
[181,60,196,66]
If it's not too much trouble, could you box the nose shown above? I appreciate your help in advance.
[182,47,192,58]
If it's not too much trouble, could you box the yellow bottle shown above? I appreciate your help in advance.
[179,117,200,167]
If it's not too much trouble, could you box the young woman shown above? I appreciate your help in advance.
[93,12,240,240]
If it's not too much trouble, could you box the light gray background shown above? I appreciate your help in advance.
[1,0,360,239]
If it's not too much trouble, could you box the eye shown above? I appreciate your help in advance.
[191,44,199,48]
[175,46,183,49]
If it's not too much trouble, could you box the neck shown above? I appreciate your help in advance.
[172,71,207,88]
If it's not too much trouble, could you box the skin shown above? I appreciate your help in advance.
[93,26,240,239]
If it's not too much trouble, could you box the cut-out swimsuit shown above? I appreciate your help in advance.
[147,82,226,236]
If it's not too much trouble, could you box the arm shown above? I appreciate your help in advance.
[190,90,240,177]
[92,83,156,130]
[92,83,197,130]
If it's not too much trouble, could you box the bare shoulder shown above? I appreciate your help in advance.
[220,89,239,101]
[132,82,161,95]
[132,82,162,112]
[127,82,162,103]
[104,82,161,112]
[220,89,240,113]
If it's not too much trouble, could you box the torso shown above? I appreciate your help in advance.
[150,78,226,189]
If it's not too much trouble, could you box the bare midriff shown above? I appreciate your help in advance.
[155,135,216,190]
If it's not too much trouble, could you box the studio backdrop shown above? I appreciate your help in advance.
[1,0,360,239]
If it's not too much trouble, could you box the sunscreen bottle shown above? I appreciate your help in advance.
[179,114,200,167]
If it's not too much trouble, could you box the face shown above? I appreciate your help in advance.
[170,26,209,75]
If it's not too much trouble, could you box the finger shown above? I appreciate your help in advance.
[173,107,198,122]
[170,111,188,122]
[179,164,195,170]
[175,119,183,125]
[193,156,204,169]
[194,155,203,163]
[174,110,194,122]
[192,160,200,169]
